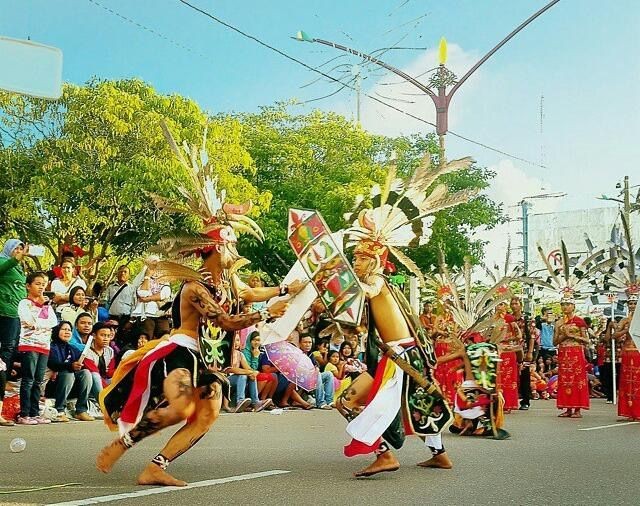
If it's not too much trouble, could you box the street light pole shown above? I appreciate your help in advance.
[295,0,561,161]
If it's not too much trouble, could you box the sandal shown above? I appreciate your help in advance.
[570,412,582,419]
[0,418,15,427]
[558,411,572,418]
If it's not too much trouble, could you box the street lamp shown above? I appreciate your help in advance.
[295,0,561,161]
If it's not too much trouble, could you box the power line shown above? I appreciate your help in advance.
[86,0,211,61]
[177,0,546,169]
[92,0,545,169]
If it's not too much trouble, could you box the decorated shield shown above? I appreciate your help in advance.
[288,209,365,326]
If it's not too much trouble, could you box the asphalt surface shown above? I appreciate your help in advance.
[0,399,638,506]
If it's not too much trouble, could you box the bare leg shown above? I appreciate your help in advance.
[96,368,195,474]
[137,382,222,486]
[289,388,311,409]
[354,442,400,478]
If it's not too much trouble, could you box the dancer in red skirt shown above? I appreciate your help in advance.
[554,292,590,418]
[495,301,522,412]
[615,289,639,420]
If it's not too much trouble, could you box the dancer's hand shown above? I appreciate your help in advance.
[287,279,308,296]
[268,300,289,318]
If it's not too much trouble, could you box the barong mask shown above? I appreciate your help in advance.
[345,154,476,286]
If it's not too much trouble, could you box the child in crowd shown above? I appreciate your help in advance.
[47,321,94,421]
[17,271,59,425]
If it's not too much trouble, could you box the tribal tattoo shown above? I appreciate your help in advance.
[129,411,163,444]
[188,283,263,331]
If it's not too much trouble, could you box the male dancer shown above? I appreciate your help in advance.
[96,122,304,486]
[335,155,474,477]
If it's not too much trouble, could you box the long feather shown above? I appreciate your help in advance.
[621,212,637,283]
[388,246,425,286]
[537,244,561,286]
[561,241,571,283]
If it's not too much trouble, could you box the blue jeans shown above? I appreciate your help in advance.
[315,371,335,406]
[89,372,111,400]
[20,351,48,417]
[229,374,259,405]
[55,369,92,414]
[0,316,20,401]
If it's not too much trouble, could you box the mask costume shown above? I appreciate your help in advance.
[436,257,513,439]
[96,121,282,487]
[604,212,640,420]
[529,241,616,418]
[337,154,475,477]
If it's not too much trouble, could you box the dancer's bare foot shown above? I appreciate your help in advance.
[353,451,400,478]
[416,452,453,469]
[137,463,187,487]
[96,439,127,473]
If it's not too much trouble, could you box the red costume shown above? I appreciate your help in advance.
[556,316,590,410]
[497,314,520,411]
[619,348,640,420]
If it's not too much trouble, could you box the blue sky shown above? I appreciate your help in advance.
[2,0,639,217]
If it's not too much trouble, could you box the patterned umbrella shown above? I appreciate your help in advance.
[264,341,318,392]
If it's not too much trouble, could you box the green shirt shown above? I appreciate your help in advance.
[0,257,27,318]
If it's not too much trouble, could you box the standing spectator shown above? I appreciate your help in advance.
[47,321,94,422]
[339,341,367,380]
[419,301,437,334]
[247,275,267,312]
[299,335,334,409]
[538,307,556,361]
[0,239,27,426]
[59,286,98,325]
[17,271,58,425]
[130,257,172,339]
[51,259,86,304]
[103,264,146,346]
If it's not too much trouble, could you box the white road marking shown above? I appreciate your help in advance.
[46,469,290,505]
[578,422,640,431]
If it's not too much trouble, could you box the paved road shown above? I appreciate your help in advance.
[0,399,638,506]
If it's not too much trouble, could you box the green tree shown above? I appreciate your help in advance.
[0,79,269,286]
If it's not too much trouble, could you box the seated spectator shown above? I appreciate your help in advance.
[51,259,87,305]
[299,335,334,409]
[47,321,94,422]
[17,271,58,425]
[225,333,272,413]
[339,341,367,380]
[58,286,98,324]
[312,339,330,370]
[69,312,94,354]
[120,331,151,361]
[85,322,116,400]
[243,331,277,401]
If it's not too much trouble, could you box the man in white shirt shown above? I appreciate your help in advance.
[103,264,146,347]
[130,258,172,340]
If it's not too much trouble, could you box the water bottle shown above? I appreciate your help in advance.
[9,438,26,453]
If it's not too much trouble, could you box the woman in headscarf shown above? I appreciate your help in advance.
[58,286,98,324]
[0,239,27,426]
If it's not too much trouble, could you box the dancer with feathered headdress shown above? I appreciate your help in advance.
[435,256,513,439]
[335,153,474,478]
[96,121,305,486]
[531,240,616,419]
[607,212,640,420]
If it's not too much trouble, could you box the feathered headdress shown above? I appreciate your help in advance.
[604,212,639,301]
[533,240,617,303]
[344,155,476,285]
[438,256,513,340]
[151,120,264,257]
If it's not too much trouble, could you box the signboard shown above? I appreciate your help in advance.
[0,36,63,99]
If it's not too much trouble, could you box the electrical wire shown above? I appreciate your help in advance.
[92,0,546,168]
